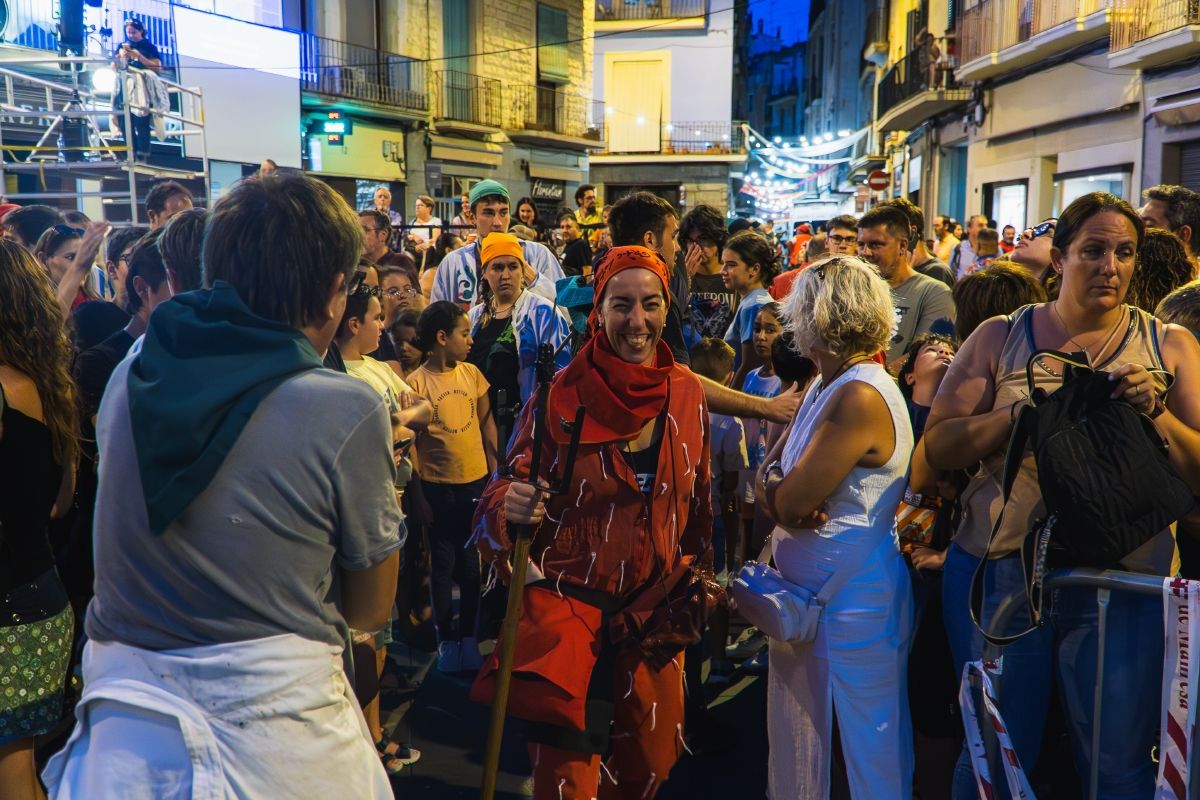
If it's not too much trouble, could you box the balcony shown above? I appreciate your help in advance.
[1109,0,1200,68]
[863,6,889,67]
[300,35,427,114]
[432,70,503,133]
[876,47,970,132]
[505,85,604,150]
[591,120,747,162]
[595,0,706,30]
[956,0,1111,83]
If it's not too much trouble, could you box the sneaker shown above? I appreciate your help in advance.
[460,636,483,671]
[742,645,769,675]
[706,657,735,685]
[436,640,462,673]
[726,627,766,660]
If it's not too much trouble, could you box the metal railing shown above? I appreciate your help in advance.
[978,568,1176,800]
[3,0,178,73]
[602,120,746,155]
[433,70,502,127]
[595,0,706,21]
[957,0,1112,62]
[505,84,602,140]
[877,43,960,118]
[1110,0,1200,52]
[299,34,427,112]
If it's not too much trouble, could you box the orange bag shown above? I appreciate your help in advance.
[469,584,603,732]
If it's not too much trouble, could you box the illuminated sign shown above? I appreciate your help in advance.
[319,111,352,142]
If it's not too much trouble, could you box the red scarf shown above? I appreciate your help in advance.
[548,332,674,445]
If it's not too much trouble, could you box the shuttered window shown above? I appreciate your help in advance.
[1181,139,1200,193]
[537,5,569,84]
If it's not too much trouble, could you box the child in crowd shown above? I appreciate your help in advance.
[333,283,432,774]
[689,337,749,684]
[763,331,818,452]
[389,308,424,375]
[972,227,1000,273]
[408,301,498,673]
[722,229,779,388]
[897,333,957,440]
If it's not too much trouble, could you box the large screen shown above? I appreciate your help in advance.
[173,6,301,167]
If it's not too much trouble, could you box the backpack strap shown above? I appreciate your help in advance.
[968,401,1043,646]
[1025,349,1091,398]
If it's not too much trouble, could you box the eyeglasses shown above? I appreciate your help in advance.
[52,224,84,236]
[827,234,857,245]
[347,269,367,295]
[384,286,419,298]
[1022,219,1057,241]
[684,236,716,248]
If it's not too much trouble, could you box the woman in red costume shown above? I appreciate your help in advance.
[473,245,713,799]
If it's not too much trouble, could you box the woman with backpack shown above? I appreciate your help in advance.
[924,192,1200,799]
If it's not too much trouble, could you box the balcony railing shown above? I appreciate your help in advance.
[878,45,960,117]
[300,35,427,112]
[1110,0,1200,51]
[433,70,502,127]
[506,85,603,141]
[957,0,1111,63]
[595,0,705,21]
[602,120,746,155]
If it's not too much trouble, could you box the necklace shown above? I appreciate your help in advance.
[1037,303,1127,376]
[815,354,874,396]
[489,302,515,320]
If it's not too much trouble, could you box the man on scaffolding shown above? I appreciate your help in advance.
[112,18,161,160]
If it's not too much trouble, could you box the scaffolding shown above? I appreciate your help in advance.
[0,54,208,223]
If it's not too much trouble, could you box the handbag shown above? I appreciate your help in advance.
[731,529,893,643]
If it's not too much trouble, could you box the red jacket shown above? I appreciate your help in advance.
[474,365,713,601]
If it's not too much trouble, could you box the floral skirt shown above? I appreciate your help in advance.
[0,602,74,745]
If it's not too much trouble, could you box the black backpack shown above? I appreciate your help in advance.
[970,349,1194,645]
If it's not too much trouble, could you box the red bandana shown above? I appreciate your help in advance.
[548,325,674,445]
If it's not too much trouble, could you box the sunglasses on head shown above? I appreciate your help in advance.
[52,224,84,237]
[354,284,382,299]
[347,269,368,295]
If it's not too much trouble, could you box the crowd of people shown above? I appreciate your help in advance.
[3,166,1200,800]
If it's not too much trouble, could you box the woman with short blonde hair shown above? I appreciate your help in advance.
[759,255,916,797]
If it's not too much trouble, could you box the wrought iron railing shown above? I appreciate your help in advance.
[505,84,603,140]
[595,0,705,21]
[602,120,746,155]
[1110,0,1200,52]
[956,0,1112,63]
[433,70,502,127]
[300,34,427,111]
[877,44,961,117]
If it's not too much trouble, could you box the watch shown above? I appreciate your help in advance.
[761,460,784,493]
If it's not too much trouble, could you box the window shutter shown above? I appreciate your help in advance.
[537,5,569,84]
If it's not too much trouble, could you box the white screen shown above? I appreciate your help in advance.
[174,7,301,167]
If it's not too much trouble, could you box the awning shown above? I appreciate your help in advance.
[429,134,503,168]
[527,163,584,182]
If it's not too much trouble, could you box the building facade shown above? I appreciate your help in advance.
[588,0,746,212]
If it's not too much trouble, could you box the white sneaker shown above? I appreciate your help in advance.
[460,637,483,671]
[436,640,462,673]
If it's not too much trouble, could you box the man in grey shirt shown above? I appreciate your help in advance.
[857,204,956,363]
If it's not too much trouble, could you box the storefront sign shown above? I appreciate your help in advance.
[531,178,564,201]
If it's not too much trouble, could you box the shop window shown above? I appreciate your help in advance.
[1053,166,1132,216]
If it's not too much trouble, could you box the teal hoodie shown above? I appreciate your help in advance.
[127,281,324,534]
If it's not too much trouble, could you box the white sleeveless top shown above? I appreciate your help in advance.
[778,362,914,546]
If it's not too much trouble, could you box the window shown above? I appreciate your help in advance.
[537,4,569,84]
[1053,167,1132,216]
[984,180,1028,232]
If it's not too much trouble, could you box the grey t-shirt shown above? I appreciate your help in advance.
[888,272,956,362]
[86,358,403,651]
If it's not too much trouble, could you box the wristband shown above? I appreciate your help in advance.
[1148,394,1168,420]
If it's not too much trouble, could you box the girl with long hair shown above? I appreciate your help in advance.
[0,239,79,800]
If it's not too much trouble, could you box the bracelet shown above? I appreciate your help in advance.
[1148,394,1168,420]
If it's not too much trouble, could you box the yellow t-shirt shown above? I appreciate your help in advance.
[407,362,490,484]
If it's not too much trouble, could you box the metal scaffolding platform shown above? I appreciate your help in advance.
[0,54,208,223]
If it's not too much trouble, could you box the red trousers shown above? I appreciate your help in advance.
[528,646,685,800]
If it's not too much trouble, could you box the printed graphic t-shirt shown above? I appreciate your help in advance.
[408,362,491,484]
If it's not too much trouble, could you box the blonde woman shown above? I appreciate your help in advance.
[757,256,915,798]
